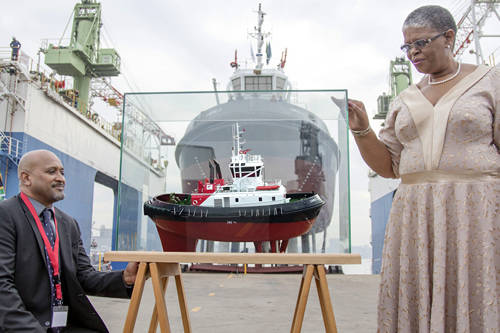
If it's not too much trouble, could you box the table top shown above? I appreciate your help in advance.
[104,251,362,265]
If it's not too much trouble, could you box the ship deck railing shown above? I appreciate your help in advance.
[1,48,167,175]
[0,48,123,144]
[263,179,281,186]
[242,154,262,162]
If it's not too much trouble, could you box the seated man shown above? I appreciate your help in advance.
[0,150,138,332]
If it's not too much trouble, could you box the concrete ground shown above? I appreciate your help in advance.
[89,272,380,332]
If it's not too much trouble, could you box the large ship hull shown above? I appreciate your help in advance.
[175,98,339,241]
[145,192,325,252]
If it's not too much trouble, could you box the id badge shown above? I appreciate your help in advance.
[52,306,68,327]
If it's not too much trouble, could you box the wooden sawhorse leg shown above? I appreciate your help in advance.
[123,262,150,333]
[122,262,192,333]
[290,264,338,333]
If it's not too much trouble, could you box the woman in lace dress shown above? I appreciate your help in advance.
[346,5,500,332]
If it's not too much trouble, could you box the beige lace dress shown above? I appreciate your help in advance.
[377,65,500,332]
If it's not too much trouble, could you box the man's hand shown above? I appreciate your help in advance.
[122,262,139,286]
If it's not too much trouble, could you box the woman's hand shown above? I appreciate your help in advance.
[330,97,370,131]
[332,96,395,178]
[347,99,370,131]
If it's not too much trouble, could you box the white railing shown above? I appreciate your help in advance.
[0,48,39,73]
[0,132,23,165]
[264,179,281,186]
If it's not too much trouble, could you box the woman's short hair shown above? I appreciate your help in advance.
[403,5,457,36]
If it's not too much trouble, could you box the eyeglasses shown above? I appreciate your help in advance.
[400,31,447,53]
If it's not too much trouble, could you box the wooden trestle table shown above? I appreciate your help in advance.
[104,251,361,333]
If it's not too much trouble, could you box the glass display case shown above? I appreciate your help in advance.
[115,89,350,259]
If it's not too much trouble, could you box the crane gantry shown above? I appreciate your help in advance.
[454,0,500,65]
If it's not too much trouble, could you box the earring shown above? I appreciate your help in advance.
[446,45,451,49]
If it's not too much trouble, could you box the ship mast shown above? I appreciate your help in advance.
[249,3,271,70]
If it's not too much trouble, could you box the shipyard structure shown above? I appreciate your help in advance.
[0,1,171,258]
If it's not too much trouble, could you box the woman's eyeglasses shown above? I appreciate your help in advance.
[400,31,447,53]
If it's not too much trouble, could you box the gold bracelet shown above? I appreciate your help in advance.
[350,126,372,138]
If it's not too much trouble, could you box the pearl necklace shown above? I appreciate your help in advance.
[428,62,461,85]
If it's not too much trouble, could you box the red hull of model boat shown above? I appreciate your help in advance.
[154,217,318,252]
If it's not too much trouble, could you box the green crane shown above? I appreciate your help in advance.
[373,57,412,120]
[44,0,120,110]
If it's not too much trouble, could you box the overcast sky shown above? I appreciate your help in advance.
[2,0,499,247]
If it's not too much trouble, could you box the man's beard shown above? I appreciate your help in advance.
[52,192,65,202]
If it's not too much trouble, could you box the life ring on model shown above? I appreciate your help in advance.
[193,200,198,206]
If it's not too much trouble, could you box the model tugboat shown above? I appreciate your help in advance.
[145,123,325,252]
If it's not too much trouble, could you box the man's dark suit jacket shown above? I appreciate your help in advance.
[0,195,132,332]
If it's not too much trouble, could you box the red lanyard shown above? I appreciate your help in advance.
[20,192,62,301]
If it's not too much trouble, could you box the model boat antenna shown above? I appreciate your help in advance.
[232,123,247,157]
